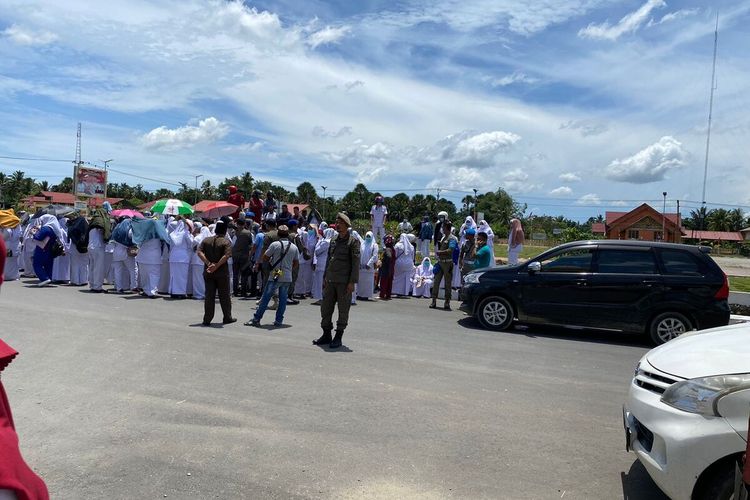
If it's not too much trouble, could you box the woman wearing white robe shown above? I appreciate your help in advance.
[133,218,169,298]
[51,217,71,283]
[350,230,365,304]
[459,216,477,247]
[298,226,317,296]
[168,219,193,297]
[392,233,416,296]
[22,219,39,277]
[451,227,463,289]
[1,224,22,281]
[411,257,434,298]
[311,228,333,304]
[190,223,210,300]
[477,220,496,268]
[357,231,378,300]
[66,212,89,285]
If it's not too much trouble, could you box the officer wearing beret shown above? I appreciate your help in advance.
[314,213,360,349]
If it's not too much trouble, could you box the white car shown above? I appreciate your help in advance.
[623,321,750,500]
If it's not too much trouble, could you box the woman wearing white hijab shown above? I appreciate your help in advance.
[168,218,193,298]
[477,220,496,268]
[311,228,335,305]
[349,230,365,304]
[451,226,462,289]
[411,257,434,298]
[133,217,170,298]
[159,218,174,294]
[31,214,63,286]
[508,218,525,265]
[298,225,318,297]
[190,222,211,300]
[51,216,71,283]
[459,216,477,247]
[392,233,415,296]
[21,217,41,278]
[358,231,378,300]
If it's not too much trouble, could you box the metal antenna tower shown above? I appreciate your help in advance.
[75,122,82,166]
[700,12,719,228]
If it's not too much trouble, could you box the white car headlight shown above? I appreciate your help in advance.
[464,272,484,284]
[661,373,750,416]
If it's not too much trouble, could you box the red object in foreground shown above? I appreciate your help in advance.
[0,340,49,499]
[202,200,241,219]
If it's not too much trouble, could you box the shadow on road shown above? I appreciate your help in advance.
[621,459,669,499]
[456,317,653,348]
[314,344,354,353]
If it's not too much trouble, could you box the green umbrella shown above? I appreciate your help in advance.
[150,199,194,216]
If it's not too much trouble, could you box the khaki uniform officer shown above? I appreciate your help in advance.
[314,213,360,349]
[431,220,458,311]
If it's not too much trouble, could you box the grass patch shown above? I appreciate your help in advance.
[494,244,552,260]
[729,276,750,293]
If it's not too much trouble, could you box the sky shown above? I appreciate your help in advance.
[1,0,749,221]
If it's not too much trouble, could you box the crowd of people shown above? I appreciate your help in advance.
[0,193,525,321]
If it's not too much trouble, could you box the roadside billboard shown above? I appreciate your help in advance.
[74,166,106,197]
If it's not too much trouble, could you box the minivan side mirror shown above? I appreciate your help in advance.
[527,261,541,273]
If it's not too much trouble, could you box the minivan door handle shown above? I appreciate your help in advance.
[641,280,660,288]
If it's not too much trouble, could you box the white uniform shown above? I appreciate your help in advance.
[2,226,22,281]
[168,221,193,295]
[51,219,71,283]
[370,204,388,245]
[104,240,115,284]
[412,258,434,298]
[22,228,36,277]
[358,234,378,299]
[88,228,106,291]
[112,240,137,291]
[298,231,316,296]
[136,238,164,297]
[311,235,330,301]
[392,235,415,296]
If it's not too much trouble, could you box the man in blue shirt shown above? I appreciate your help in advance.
[249,225,265,297]
[473,232,493,269]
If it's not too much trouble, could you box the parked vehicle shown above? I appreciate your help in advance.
[459,240,730,344]
[623,322,750,500]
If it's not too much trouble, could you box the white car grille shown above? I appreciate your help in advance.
[634,368,681,395]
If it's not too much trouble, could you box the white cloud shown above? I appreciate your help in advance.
[559,172,581,182]
[486,72,538,87]
[427,166,492,191]
[312,126,353,138]
[576,193,601,205]
[419,130,521,169]
[356,165,388,184]
[611,200,628,206]
[578,0,666,40]
[141,117,229,151]
[307,25,350,49]
[604,136,686,183]
[2,24,58,45]
[327,141,393,166]
[648,9,700,26]
[501,168,540,193]
[550,186,573,196]
[223,141,264,152]
[559,119,608,137]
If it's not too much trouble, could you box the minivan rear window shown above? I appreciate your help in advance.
[596,249,657,274]
[659,250,704,276]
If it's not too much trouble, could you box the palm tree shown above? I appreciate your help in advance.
[707,208,731,232]
[296,182,318,204]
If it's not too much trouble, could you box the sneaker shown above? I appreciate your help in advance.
[310,300,322,306]
[244,319,261,327]
[37,279,52,287]
[273,321,283,327]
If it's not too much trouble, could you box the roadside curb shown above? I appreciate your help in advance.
[729,291,750,306]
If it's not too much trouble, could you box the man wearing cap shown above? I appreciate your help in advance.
[430,220,457,311]
[314,213,360,349]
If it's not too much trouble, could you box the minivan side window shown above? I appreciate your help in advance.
[540,248,593,273]
[659,250,704,276]
[596,249,657,274]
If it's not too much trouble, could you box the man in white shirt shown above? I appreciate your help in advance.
[369,196,388,246]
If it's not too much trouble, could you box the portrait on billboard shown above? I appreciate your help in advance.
[75,166,107,197]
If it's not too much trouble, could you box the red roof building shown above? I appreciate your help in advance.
[599,204,682,243]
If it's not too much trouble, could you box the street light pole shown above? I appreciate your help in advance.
[662,192,667,241]
[194,174,203,205]
[99,159,113,198]
[473,188,478,220]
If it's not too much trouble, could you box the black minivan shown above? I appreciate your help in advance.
[459,240,730,344]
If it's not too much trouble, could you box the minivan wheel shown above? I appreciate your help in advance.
[649,312,692,345]
[477,296,514,331]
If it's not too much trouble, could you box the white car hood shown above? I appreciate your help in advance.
[647,323,750,379]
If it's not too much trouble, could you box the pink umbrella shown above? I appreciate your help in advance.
[199,201,239,219]
[111,209,145,219]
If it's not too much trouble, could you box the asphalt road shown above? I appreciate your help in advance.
[2,279,668,499]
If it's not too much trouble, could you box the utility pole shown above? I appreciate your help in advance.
[473,188,478,221]
[194,174,203,205]
[321,185,327,221]
[100,159,113,198]
[662,192,667,241]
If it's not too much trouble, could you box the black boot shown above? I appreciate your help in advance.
[313,329,333,346]
[329,330,344,349]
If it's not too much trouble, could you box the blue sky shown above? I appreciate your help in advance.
[1,0,749,221]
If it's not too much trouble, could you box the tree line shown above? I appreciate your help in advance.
[1,169,747,238]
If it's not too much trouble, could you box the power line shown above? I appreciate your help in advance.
[0,155,72,163]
